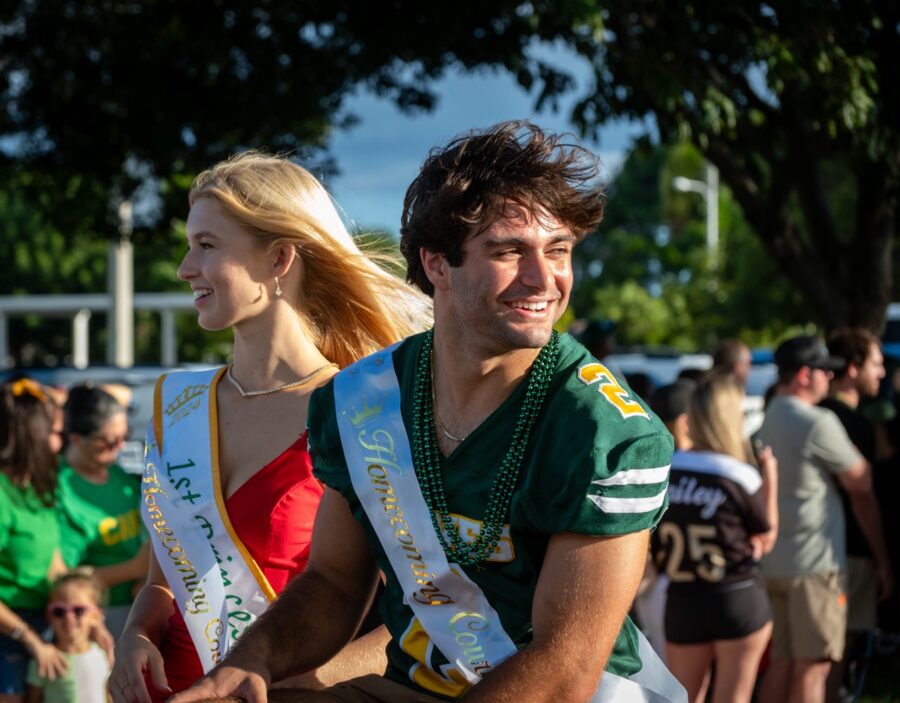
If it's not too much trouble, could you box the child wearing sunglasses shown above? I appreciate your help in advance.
[25,572,109,703]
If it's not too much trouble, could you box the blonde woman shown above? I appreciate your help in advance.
[109,152,429,703]
[650,375,778,703]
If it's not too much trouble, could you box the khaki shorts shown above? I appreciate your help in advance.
[767,571,847,661]
[267,676,444,703]
[846,556,878,631]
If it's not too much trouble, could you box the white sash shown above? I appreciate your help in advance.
[141,368,273,672]
[335,347,686,702]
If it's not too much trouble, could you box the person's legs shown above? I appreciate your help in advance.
[789,572,846,703]
[760,577,792,702]
[760,658,792,703]
[827,558,877,703]
[665,642,714,703]
[711,621,772,703]
[789,659,832,703]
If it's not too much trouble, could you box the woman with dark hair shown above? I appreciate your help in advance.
[651,376,779,703]
[0,379,68,703]
[58,384,148,639]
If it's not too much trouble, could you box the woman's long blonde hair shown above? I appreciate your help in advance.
[189,151,432,367]
[688,375,754,463]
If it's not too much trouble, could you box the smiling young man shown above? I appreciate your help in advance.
[170,122,683,703]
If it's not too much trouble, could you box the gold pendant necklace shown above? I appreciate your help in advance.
[430,354,466,443]
[226,363,338,398]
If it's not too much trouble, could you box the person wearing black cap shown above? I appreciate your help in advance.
[756,335,876,703]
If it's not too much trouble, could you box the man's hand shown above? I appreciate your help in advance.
[173,489,379,703]
[169,661,270,703]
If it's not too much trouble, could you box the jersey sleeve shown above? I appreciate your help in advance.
[809,409,864,476]
[518,362,674,536]
[307,381,353,498]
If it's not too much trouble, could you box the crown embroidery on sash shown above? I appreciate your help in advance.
[164,384,208,417]
[345,397,385,427]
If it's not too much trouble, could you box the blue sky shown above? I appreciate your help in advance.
[326,51,653,236]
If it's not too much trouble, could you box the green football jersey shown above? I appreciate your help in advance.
[57,459,145,606]
[309,332,673,699]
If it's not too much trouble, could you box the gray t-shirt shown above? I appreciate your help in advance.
[757,395,862,578]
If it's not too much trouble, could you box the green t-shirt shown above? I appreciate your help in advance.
[57,459,145,606]
[309,333,673,699]
[0,472,58,609]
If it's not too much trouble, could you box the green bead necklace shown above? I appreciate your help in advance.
[412,328,560,566]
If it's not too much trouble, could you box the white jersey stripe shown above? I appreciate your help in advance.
[588,490,667,514]
[592,465,671,487]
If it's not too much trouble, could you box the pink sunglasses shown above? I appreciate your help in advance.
[47,603,95,619]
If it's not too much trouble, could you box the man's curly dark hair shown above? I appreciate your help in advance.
[400,121,606,296]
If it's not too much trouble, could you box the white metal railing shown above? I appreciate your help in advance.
[0,292,194,369]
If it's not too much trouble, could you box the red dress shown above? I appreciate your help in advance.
[149,434,323,697]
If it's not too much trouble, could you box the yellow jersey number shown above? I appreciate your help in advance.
[577,363,648,420]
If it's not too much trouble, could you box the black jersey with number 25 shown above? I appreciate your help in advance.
[651,449,770,595]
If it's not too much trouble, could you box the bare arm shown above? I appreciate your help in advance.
[0,599,68,681]
[272,624,391,690]
[459,530,650,703]
[836,459,873,494]
[169,488,380,703]
[108,552,175,703]
[751,446,779,557]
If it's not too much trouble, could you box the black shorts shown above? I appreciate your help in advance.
[665,577,772,644]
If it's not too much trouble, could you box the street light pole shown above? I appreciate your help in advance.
[673,162,720,260]
[107,199,134,368]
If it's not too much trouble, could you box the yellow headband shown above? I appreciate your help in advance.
[9,379,45,402]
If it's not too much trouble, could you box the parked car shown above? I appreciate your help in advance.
[883,302,900,360]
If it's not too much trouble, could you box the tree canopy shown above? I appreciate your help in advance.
[0,1,553,236]
[573,140,810,351]
[552,0,899,331]
[2,0,896,342]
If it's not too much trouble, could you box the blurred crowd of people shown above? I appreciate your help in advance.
[619,329,900,703]
[7,326,897,703]
[1,379,147,703]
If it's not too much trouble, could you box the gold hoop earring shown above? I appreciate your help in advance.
[274,277,283,298]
